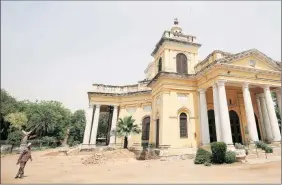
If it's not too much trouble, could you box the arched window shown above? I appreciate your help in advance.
[158,58,162,72]
[176,53,188,74]
[142,116,150,140]
[179,113,188,138]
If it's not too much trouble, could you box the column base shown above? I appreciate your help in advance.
[270,141,281,147]
[226,144,235,151]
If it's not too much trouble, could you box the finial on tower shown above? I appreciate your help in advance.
[174,18,179,25]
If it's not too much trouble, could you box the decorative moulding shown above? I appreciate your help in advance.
[126,107,136,115]
[143,105,152,112]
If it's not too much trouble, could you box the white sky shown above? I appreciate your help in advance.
[1,1,281,112]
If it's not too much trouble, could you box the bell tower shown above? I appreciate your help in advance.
[151,18,201,75]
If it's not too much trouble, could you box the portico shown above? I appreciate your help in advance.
[82,103,119,148]
[200,79,281,147]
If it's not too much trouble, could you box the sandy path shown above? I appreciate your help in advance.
[1,149,281,184]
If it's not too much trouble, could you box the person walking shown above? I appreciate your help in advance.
[15,142,32,179]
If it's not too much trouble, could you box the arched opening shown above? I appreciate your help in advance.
[208,110,217,142]
[158,58,162,72]
[176,53,188,74]
[229,110,242,144]
[254,114,262,141]
[179,113,188,138]
[142,116,150,141]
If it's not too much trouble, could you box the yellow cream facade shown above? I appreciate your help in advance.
[83,19,282,150]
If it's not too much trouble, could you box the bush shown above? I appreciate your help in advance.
[265,146,273,153]
[234,143,244,149]
[210,142,227,164]
[194,148,212,164]
[7,130,23,145]
[204,161,212,166]
[225,150,237,164]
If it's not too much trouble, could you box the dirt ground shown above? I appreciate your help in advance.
[1,149,281,184]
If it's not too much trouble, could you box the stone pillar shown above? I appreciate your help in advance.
[212,83,222,141]
[89,104,101,145]
[217,80,233,145]
[83,105,94,145]
[258,94,273,142]
[109,105,118,145]
[198,89,210,145]
[256,95,267,141]
[264,86,281,142]
[242,82,259,142]
[274,88,281,116]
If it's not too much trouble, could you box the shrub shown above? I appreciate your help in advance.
[7,130,23,145]
[234,143,244,149]
[194,148,212,164]
[225,150,237,164]
[265,146,273,153]
[204,161,212,166]
[210,142,227,164]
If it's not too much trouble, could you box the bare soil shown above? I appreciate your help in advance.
[1,149,281,184]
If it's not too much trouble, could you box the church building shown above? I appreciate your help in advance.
[82,19,281,150]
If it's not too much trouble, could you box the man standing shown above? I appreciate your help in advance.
[15,142,32,179]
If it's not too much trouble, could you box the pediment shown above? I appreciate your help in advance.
[219,49,281,72]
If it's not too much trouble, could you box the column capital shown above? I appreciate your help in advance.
[212,82,218,89]
[95,104,101,109]
[262,84,270,90]
[112,105,118,109]
[198,88,206,93]
[216,80,227,87]
[242,82,250,89]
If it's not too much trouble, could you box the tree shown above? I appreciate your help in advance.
[114,116,141,149]
[25,101,72,141]
[4,112,28,130]
[68,110,86,146]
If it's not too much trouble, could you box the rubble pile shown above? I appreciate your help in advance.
[82,153,105,165]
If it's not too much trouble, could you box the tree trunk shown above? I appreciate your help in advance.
[124,136,128,149]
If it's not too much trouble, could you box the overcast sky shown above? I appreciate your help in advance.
[1,1,281,112]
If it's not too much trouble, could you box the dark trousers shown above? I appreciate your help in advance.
[16,162,27,178]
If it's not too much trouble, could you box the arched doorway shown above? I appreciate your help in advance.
[208,110,217,142]
[229,110,242,144]
[254,114,262,141]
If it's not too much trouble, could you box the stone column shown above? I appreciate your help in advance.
[259,94,273,142]
[89,104,101,145]
[198,89,210,145]
[212,83,222,141]
[256,95,266,141]
[274,88,281,116]
[109,105,118,145]
[83,105,94,145]
[264,86,281,142]
[217,80,233,145]
[242,82,259,142]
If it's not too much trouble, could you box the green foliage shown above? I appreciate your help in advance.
[4,112,28,130]
[234,143,249,155]
[7,130,23,145]
[68,110,86,146]
[254,141,273,153]
[115,116,142,137]
[225,150,237,164]
[204,161,212,166]
[194,148,212,164]
[97,112,109,138]
[25,101,72,140]
[114,116,141,148]
[210,142,227,164]
[41,136,56,144]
